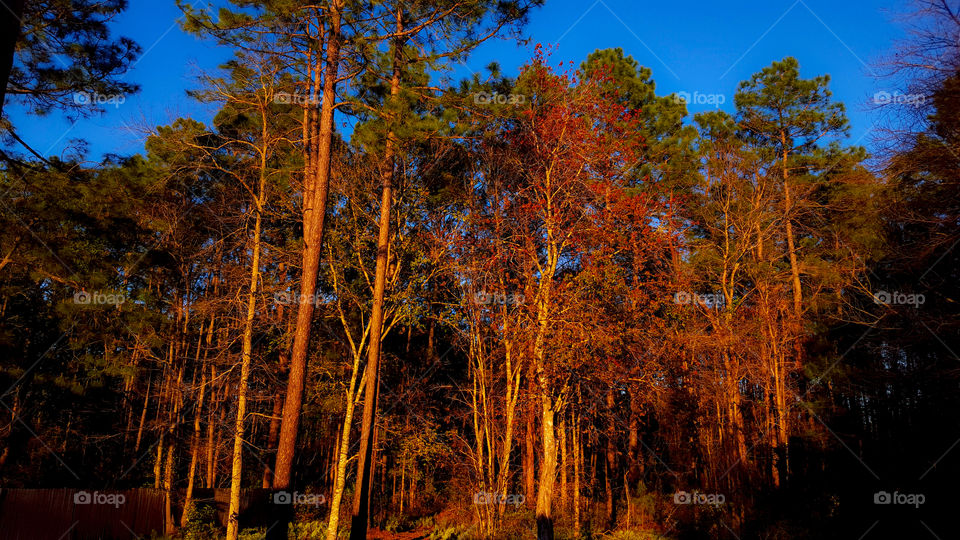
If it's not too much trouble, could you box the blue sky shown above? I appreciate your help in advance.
[7,0,909,162]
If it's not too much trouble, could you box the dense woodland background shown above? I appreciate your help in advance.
[0,1,958,539]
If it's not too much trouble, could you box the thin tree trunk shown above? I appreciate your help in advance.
[213,388,226,488]
[780,137,799,484]
[153,433,164,489]
[627,388,641,488]
[226,127,268,540]
[605,389,617,530]
[399,461,406,515]
[180,365,208,526]
[559,413,567,514]
[722,349,748,478]
[623,469,632,528]
[573,407,581,534]
[153,363,173,490]
[784,182,802,316]
[469,331,492,537]
[206,365,218,489]
[135,377,150,453]
[493,324,521,529]
[324,347,365,540]
[262,393,283,489]
[163,365,182,537]
[349,9,402,539]
[264,298,292,489]
[524,381,536,507]
[781,138,802,316]
[164,433,176,536]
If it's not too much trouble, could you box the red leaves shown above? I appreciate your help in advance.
[450,52,677,379]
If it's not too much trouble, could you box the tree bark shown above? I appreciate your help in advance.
[524,379,536,507]
[180,363,207,526]
[134,377,150,453]
[536,389,556,540]
[206,365,218,489]
[163,434,176,536]
[163,366,181,537]
[605,389,617,530]
[264,300,292,489]
[262,393,282,489]
[573,407,581,534]
[226,161,266,540]
[781,137,802,316]
[349,10,402,538]
[559,413,567,514]
[324,344,365,540]
[273,0,343,490]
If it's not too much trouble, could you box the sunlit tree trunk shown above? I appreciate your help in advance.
[495,331,522,528]
[534,231,559,540]
[349,11,402,537]
[468,329,492,537]
[325,304,368,540]
[524,385,536,507]
[262,395,282,489]
[605,389,617,529]
[226,120,268,540]
[163,434,176,535]
[536,389,557,540]
[180,356,208,526]
[573,406,581,534]
[206,364,218,489]
[273,0,343,490]
[263,301,291,488]
[559,413,567,515]
[163,366,182,536]
[226,193,265,539]
[781,138,802,317]
[134,377,150,453]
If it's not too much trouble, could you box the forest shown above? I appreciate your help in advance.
[0,1,957,539]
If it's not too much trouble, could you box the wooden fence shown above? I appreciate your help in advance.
[0,488,276,539]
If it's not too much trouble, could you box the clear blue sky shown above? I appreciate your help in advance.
[8,0,909,162]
